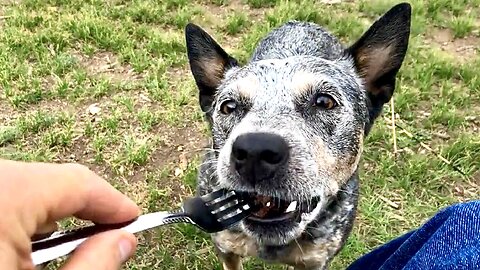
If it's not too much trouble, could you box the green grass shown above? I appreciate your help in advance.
[0,0,479,269]
[246,0,278,8]
[223,12,250,35]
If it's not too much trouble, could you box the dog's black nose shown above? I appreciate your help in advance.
[231,132,289,185]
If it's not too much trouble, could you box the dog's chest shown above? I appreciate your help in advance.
[213,230,341,268]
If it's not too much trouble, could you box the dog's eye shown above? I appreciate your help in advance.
[219,99,237,114]
[314,94,337,110]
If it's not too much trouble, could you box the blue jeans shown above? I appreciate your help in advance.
[347,200,480,270]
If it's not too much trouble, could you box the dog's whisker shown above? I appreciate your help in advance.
[294,238,305,257]
[200,161,215,169]
[198,158,219,166]
[303,229,317,239]
[202,147,221,153]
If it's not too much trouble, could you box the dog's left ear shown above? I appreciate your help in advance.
[185,23,239,115]
[347,3,411,122]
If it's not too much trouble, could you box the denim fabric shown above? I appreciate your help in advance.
[347,200,480,270]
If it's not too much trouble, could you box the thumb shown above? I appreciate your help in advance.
[60,230,137,270]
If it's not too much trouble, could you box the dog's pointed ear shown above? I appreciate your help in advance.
[185,23,239,114]
[347,3,411,122]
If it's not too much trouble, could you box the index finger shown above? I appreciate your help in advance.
[1,160,141,236]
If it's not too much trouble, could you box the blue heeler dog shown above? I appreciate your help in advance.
[185,3,411,270]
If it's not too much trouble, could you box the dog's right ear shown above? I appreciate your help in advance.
[185,23,239,114]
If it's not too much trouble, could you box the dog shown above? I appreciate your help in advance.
[185,3,411,269]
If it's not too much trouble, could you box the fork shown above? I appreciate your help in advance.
[31,189,253,266]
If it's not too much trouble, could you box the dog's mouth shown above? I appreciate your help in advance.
[238,192,321,223]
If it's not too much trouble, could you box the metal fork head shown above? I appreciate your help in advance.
[182,189,253,233]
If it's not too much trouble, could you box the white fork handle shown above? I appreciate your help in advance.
[31,211,179,266]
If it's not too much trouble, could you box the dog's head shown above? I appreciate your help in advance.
[186,4,411,245]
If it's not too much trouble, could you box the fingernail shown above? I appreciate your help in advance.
[118,238,134,262]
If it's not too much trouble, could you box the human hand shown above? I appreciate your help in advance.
[0,159,141,270]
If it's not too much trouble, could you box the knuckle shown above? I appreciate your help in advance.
[64,163,93,178]
[61,163,98,188]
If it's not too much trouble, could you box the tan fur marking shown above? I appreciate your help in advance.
[291,71,318,96]
[221,255,243,270]
[314,133,364,194]
[338,132,364,180]
[350,137,364,175]
[197,57,226,88]
[281,237,343,269]
[357,45,394,94]
[314,139,338,173]
[214,231,258,258]
[234,75,260,99]
[314,139,340,195]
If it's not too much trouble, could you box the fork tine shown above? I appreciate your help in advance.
[201,188,229,201]
[219,209,252,228]
[207,193,239,209]
[212,201,249,217]
[217,201,251,221]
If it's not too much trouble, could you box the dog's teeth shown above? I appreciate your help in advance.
[266,201,271,207]
[285,201,298,213]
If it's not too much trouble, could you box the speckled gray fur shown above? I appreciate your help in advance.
[250,21,345,62]
[186,3,411,270]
